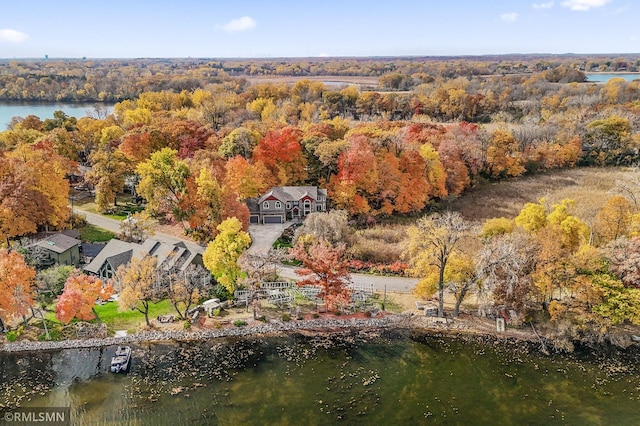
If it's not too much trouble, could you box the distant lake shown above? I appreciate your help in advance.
[0,102,113,130]
[585,73,640,83]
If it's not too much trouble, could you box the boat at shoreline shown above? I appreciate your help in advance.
[110,345,131,373]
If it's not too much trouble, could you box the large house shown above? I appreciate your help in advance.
[84,238,204,280]
[247,186,327,224]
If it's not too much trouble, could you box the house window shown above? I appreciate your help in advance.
[286,202,291,209]
[263,201,269,209]
[275,201,282,209]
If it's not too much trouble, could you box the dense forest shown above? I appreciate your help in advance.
[2,55,640,345]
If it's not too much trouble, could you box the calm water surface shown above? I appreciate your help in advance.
[0,102,113,130]
[1,331,639,425]
[586,73,640,83]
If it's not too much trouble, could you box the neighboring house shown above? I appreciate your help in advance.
[84,238,204,280]
[35,233,82,267]
[247,186,327,224]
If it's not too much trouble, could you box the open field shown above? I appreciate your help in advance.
[443,167,638,224]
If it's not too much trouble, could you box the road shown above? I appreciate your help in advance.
[81,214,417,293]
[80,210,205,253]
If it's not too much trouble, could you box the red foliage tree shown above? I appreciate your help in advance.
[289,238,351,310]
[252,127,307,185]
[55,270,114,324]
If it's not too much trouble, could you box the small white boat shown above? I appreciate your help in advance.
[110,346,131,373]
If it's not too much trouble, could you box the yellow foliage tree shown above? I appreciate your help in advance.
[203,218,252,294]
[115,256,160,327]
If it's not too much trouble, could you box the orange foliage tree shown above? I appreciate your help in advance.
[0,250,37,328]
[252,127,307,186]
[289,237,351,310]
[55,271,114,324]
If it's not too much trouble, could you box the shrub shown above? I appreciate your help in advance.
[183,320,191,330]
[334,311,341,316]
[233,320,248,327]
[281,314,291,322]
[212,308,221,317]
[313,313,319,319]
[258,316,267,323]
[6,331,17,342]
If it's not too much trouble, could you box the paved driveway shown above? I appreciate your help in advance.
[247,222,292,255]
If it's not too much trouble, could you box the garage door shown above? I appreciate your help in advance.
[263,216,283,224]
[250,215,259,224]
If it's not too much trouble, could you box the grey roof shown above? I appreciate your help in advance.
[258,186,324,204]
[81,242,106,258]
[84,239,134,274]
[83,238,204,276]
[36,233,81,254]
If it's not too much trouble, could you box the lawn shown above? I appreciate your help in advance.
[77,224,115,242]
[93,300,176,333]
[44,299,177,335]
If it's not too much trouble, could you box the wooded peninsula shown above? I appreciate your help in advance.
[2,54,640,351]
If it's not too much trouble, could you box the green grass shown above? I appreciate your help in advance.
[44,300,176,334]
[93,300,176,333]
[78,224,116,242]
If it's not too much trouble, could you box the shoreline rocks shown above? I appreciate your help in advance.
[0,316,408,353]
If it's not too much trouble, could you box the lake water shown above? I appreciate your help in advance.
[586,73,640,83]
[0,102,113,130]
[1,330,639,425]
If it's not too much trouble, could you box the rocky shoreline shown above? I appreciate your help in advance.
[0,314,491,354]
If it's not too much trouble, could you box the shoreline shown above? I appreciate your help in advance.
[0,314,537,354]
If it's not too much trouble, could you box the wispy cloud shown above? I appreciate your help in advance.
[500,12,518,22]
[220,16,256,32]
[611,4,630,14]
[560,0,612,11]
[532,1,555,9]
[0,29,28,43]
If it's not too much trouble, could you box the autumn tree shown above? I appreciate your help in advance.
[477,232,538,312]
[0,156,53,246]
[594,195,633,244]
[0,250,37,330]
[7,141,71,232]
[293,210,351,246]
[163,265,212,320]
[119,211,155,243]
[252,127,308,186]
[55,270,114,324]
[289,237,351,310]
[407,212,471,317]
[203,218,252,294]
[115,255,162,327]
[36,264,75,296]
[136,147,190,223]
[485,129,525,178]
[85,144,132,212]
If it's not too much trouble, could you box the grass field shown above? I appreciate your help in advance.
[443,167,637,224]
[44,300,177,335]
[77,224,115,242]
[93,300,176,333]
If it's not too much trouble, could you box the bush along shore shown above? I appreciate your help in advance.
[0,313,498,353]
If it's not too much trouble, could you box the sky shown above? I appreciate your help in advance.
[0,0,637,58]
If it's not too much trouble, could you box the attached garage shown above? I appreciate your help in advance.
[250,215,260,224]
[263,215,283,224]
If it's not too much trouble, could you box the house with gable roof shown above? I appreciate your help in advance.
[35,232,82,267]
[83,238,203,280]
[247,186,327,224]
